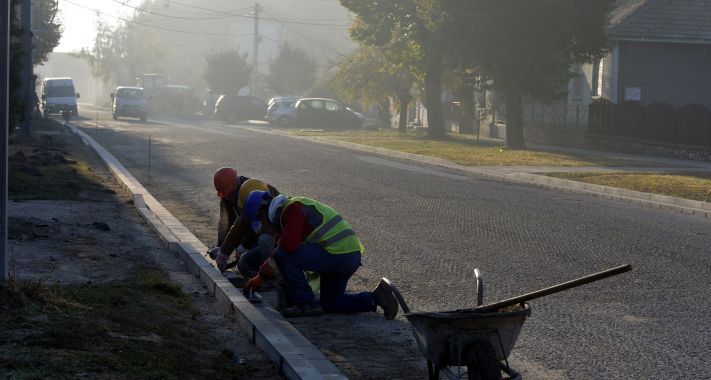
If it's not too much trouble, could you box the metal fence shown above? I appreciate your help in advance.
[523,102,589,129]
[589,100,711,146]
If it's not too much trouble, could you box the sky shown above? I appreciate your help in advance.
[55,0,142,53]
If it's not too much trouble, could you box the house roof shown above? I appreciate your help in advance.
[609,0,711,43]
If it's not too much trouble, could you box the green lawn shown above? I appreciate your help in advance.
[293,129,653,167]
[547,171,711,202]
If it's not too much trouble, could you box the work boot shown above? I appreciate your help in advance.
[280,302,323,318]
[276,283,294,310]
[372,280,399,320]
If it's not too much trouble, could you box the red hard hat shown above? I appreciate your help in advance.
[213,167,238,198]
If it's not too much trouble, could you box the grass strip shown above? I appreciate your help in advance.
[547,171,711,202]
[293,129,652,167]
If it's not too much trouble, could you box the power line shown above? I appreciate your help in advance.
[258,5,353,27]
[261,8,347,58]
[261,15,351,27]
[127,0,351,27]
[62,0,250,37]
[165,0,253,17]
[108,0,238,20]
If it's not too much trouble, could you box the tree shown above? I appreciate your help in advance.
[340,0,449,138]
[444,0,614,148]
[80,16,166,87]
[32,0,63,65]
[202,49,252,96]
[8,0,62,134]
[331,44,416,132]
[265,43,316,95]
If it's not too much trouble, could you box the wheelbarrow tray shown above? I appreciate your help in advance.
[405,304,530,367]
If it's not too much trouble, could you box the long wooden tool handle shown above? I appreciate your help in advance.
[475,264,632,313]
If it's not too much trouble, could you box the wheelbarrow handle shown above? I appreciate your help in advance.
[474,264,632,313]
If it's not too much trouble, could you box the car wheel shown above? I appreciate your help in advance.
[277,116,291,127]
[72,107,78,116]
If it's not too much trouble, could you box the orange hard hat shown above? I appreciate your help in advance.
[213,167,238,198]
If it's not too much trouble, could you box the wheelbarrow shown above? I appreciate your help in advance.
[383,264,631,380]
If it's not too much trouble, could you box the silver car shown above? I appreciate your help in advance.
[111,86,148,121]
[265,99,299,126]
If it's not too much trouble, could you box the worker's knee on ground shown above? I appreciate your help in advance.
[236,260,252,277]
[236,251,260,277]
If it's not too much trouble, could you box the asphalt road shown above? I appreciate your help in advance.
[74,107,711,379]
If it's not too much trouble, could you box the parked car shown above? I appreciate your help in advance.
[294,98,364,129]
[111,86,148,121]
[265,99,299,126]
[213,95,267,122]
[267,95,302,108]
[202,89,222,118]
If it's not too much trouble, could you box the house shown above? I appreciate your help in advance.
[511,0,711,145]
[577,0,711,109]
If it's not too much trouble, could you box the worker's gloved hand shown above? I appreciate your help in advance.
[244,273,264,293]
[207,246,222,260]
[209,247,230,272]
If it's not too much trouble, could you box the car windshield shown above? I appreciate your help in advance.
[46,86,75,97]
[116,88,145,99]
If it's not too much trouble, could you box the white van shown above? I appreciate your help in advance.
[40,77,79,117]
[111,86,148,121]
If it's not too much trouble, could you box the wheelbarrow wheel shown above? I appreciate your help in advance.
[466,341,502,380]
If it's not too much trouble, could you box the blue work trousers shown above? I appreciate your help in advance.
[274,244,375,314]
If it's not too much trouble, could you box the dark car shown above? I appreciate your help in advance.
[294,98,364,129]
[213,95,267,122]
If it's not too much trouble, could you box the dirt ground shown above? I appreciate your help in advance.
[2,121,280,379]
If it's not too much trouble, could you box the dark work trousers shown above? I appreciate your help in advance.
[274,245,375,314]
[237,234,275,277]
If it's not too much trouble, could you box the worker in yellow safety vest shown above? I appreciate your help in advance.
[242,190,399,319]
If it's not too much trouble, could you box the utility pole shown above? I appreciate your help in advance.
[251,3,259,96]
[18,0,33,142]
[1,0,10,280]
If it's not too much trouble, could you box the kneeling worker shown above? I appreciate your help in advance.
[209,167,278,274]
[243,190,399,319]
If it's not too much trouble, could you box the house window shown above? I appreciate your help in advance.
[591,59,604,97]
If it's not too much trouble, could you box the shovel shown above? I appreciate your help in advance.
[474,264,632,313]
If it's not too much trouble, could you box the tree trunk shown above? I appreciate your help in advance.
[424,55,445,139]
[398,93,411,132]
[457,84,475,134]
[504,85,526,148]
